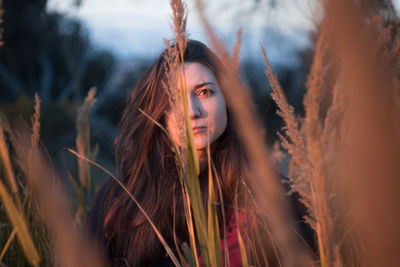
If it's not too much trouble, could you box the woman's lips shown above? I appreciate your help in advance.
[192,127,207,134]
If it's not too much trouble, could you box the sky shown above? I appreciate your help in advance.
[47,0,400,66]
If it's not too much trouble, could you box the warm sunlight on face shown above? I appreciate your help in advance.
[166,62,227,152]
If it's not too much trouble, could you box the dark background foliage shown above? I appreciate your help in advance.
[0,0,314,187]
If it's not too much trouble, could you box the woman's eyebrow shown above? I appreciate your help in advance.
[192,82,214,90]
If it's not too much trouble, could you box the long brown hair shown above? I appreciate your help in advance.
[104,40,251,266]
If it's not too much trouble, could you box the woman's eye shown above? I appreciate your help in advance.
[197,88,213,97]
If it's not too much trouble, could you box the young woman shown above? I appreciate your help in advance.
[86,40,313,266]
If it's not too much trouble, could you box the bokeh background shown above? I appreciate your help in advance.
[1,0,399,188]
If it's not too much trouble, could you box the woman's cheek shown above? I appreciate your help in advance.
[216,98,227,132]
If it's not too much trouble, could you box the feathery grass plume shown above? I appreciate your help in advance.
[232,28,242,76]
[30,93,41,150]
[301,19,342,267]
[75,87,97,204]
[1,102,51,266]
[262,6,345,266]
[163,17,200,267]
[170,0,188,58]
[162,1,228,266]
[260,45,312,207]
[165,1,226,266]
[265,0,400,266]
[195,0,313,266]
[328,1,400,265]
[326,2,400,265]
[10,128,106,267]
[162,39,187,161]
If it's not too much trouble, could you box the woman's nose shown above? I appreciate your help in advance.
[188,97,201,120]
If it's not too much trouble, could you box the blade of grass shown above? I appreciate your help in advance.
[0,125,18,196]
[206,118,223,267]
[237,230,249,267]
[182,242,197,267]
[138,107,200,267]
[211,160,230,267]
[168,1,211,263]
[0,228,16,260]
[0,180,40,267]
[76,87,97,199]
[66,171,87,216]
[207,173,222,267]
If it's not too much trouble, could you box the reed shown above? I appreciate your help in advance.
[263,0,400,266]
[74,87,98,224]
[161,1,224,266]
[195,0,314,266]
[0,90,107,266]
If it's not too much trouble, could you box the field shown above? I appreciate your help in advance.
[1,0,400,266]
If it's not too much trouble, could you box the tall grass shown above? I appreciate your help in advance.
[263,0,400,266]
[195,0,314,265]
[0,90,106,266]
[2,0,400,266]
[160,1,225,266]
[73,87,98,225]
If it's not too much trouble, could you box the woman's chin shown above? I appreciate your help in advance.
[194,144,207,151]
[193,137,212,151]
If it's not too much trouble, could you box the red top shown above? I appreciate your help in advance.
[198,210,253,267]
[221,210,248,267]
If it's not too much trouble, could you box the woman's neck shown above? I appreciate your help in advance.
[197,149,208,172]
[196,143,217,172]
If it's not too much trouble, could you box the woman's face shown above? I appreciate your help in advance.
[166,62,227,151]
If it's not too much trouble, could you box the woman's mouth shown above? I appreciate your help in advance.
[192,127,207,134]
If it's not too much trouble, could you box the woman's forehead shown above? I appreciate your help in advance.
[181,62,217,85]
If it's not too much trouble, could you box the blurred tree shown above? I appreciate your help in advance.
[0,0,116,103]
[0,0,124,191]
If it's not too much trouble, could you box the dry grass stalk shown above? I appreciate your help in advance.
[0,124,18,195]
[262,34,339,266]
[1,93,105,266]
[260,45,312,210]
[162,39,187,161]
[0,179,40,267]
[170,0,188,59]
[332,2,400,264]
[195,0,313,265]
[302,19,342,267]
[262,4,349,266]
[30,93,41,151]
[164,1,206,266]
[11,127,106,267]
[76,87,97,192]
[266,0,400,266]
[161,1,229,266]
[0,123,40,266]
[232,28,242,75]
